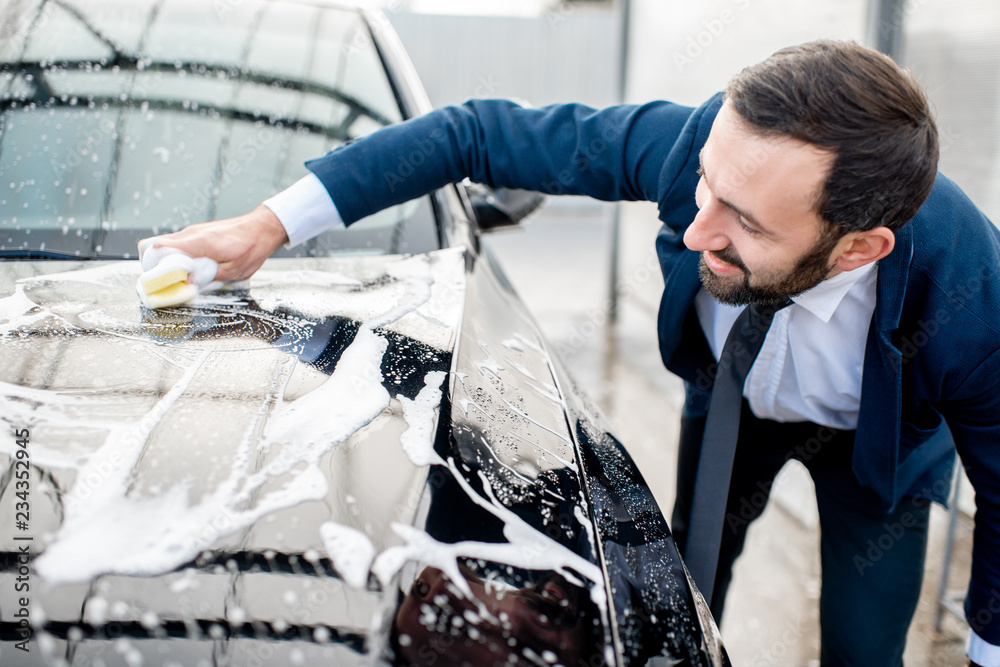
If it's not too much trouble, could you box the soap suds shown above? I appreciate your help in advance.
[371,458,605,611]
[319,522,376,589]
[0,283,61,335]
[35,350,213,581]
[30,252,458,584]
[502,338,524,352]
[398,371,448,467]
[25,261,138,286]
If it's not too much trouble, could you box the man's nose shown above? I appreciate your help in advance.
[683,204,731,252]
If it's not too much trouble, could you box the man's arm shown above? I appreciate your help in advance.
[303,98,693,225]
[140,98,698,278]
[942,348,1000,662]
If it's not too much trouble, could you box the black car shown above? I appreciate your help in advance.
[0,1,729,665]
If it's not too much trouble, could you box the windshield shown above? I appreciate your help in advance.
[0,0,439,259]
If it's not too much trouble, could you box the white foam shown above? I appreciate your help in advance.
[26,261,139,286]
[34,351,213,581]
[371,458,606,610]
[398,371,447,467]
[262,327,391,451]
[573,505,596,555]
[33,250,453,584]
[493,391,571,446]
[524,379,561,404]
[250,255,459,361]
[475,342,504,378]
[319,522,376,589]
[252,269,361,289]
[85,597,109,625]
[168,569,199,593]
[0,283,58,335]
[456,396,488,419]
[512,332,545,355]
[505,359,537,381]
[0,263,139,336]
[0,380,126,437]
[502,338,524,352]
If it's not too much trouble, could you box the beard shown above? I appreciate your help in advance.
[698,229,842,306]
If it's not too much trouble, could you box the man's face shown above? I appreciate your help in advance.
[684,103,844,306]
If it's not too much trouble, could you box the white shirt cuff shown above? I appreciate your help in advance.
[968,628,1000,665]
[261,173,343,248]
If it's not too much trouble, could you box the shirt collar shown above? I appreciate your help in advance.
[790,262,877,323]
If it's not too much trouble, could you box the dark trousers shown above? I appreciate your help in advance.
[671,400,930,667]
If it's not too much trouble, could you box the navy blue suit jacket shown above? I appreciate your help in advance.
[305,94,1000,641]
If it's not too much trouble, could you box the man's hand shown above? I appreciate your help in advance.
[137,205,289,282]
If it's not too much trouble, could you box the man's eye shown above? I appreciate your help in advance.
[738,217,760,236]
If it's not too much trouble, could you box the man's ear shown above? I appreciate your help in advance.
[833,227,896,272]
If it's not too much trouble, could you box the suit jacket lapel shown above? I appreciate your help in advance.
[853,224,914,511]
[655,239,703,371]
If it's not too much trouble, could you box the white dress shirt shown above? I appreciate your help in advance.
[694,261,876,430]
[259,173,997,663]
[262,174,344,246]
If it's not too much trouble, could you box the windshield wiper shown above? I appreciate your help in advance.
[0,249,132,260]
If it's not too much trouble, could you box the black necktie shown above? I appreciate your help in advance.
[684,299,791,604]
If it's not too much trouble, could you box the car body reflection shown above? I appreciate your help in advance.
[394,566,598,667]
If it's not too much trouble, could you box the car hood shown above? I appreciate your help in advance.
[0,251,473,661]
[1,249,465,580]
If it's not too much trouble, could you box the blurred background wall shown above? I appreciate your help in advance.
[902,1,1000,224]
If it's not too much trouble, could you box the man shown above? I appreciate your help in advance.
[143,40,1000,666]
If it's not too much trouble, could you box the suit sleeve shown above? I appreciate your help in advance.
[303,98,696,225]
[943,346,1000,646]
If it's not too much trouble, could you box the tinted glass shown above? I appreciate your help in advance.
[0,0,438,258]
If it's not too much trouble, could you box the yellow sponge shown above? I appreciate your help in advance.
[136,245,221,309]
[142,281,198,309]
[141,268,189,295]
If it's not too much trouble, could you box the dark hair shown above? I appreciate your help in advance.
[724,40,939,233]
